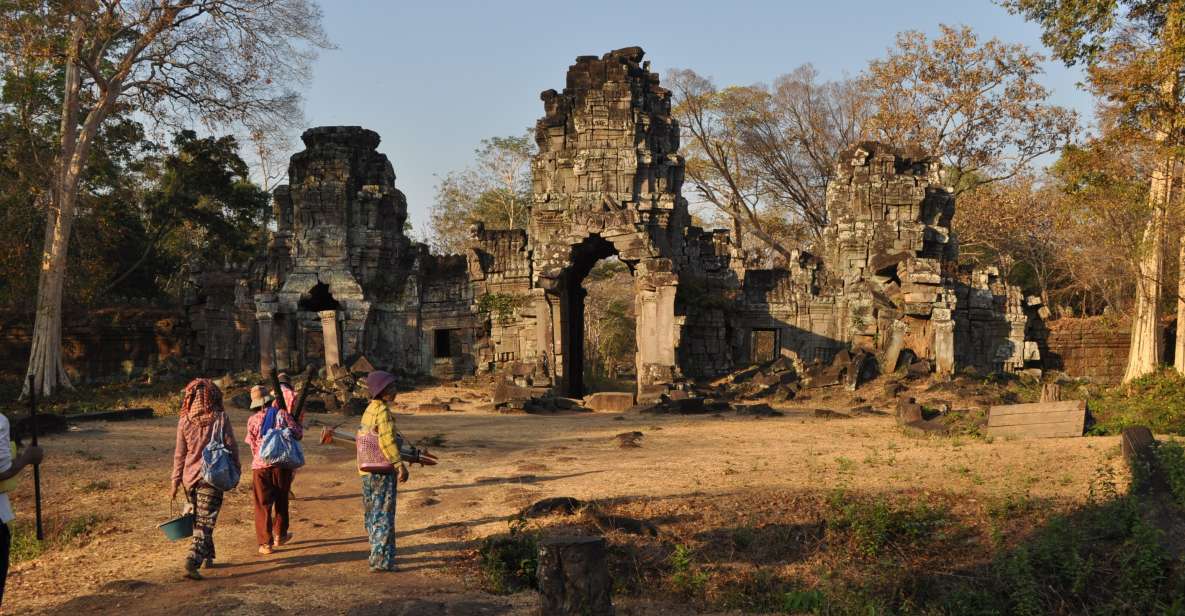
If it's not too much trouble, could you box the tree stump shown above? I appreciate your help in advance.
[536,535,614,616]
[1040,383,1062,402]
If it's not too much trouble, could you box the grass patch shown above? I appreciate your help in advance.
[1089,369,1185,435]
[80,480,112,493]
[1155,440,1185,506]
[11,513,106,564]
[826,491,949,558]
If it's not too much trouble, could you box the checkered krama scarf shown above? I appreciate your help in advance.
[182,378,223,426]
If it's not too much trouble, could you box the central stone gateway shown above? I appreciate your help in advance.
[529,47,691,401]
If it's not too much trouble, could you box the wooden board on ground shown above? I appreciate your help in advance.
[985,400,1086,439]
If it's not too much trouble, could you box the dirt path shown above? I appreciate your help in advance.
[3,384,1124,615]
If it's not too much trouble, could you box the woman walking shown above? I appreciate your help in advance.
[358,371,408,572]
[245,385,303,555]
[171,378,240,580]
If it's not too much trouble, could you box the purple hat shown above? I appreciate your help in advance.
[366,371,397,399]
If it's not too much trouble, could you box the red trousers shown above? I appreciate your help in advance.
[253,467,293,546]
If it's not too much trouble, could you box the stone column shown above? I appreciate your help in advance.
[320,310,342,372]
[256,312,275,379]
[933,311,955,378]
[274,315,292,373]
[634,260,679,404]
[254,294,279,379]
[882,320,908,373]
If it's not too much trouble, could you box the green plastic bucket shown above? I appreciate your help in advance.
[158,512,194,541]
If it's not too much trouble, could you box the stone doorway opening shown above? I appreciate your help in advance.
[298,282,340,312]
[561,235,636,397]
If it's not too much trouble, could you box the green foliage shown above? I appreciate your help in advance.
[429,132,534,255]
[477,292,527,324]
[1089,369,1185,435]
[477,517,539,594]
[1154,440,1185,506]
[827,491,948,558]
[667,543,710,599]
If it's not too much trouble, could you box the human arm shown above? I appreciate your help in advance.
[0,426,42,482]
[171,416,187,493]
[245,413,261,451]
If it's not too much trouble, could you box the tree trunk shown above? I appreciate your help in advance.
[1176,229,1185,373]
[1124,158,1173,383]
[24,188,77,398]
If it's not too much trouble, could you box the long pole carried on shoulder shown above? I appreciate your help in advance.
[27,374,43,541]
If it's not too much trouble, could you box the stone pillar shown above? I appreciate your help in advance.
[274,314,292,373]
[536,536,614,616]
[634,261,679,404]
[882,320,908,373]
[933,315,955,378]
[256,313,275,379]
[254,294,279,379]
[320,310,342,372]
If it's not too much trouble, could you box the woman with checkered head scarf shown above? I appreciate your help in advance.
[170,378,241,580]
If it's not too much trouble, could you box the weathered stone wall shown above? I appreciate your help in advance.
[1044,318,1132,384]
[0,308,188,383]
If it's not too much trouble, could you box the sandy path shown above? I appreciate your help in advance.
[2,387,1122,615]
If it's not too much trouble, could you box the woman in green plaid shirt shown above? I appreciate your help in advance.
[360,371,408,572]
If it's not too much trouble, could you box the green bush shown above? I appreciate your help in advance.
[667,543,709,599]
[1089,369,1185,435]
[1155,440,1185,507]
[477,518,539,594]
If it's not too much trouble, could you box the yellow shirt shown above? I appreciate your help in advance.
[360,399,401,474]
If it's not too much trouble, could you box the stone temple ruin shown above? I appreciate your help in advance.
[185,47,1046,403]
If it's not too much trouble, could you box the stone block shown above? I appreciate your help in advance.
[583,391,635,412]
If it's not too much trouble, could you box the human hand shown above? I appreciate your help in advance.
[170,483,179,501]
[398,464,409,484]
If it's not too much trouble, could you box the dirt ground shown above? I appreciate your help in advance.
[2,380,1126,615]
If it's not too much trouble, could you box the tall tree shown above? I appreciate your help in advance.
[104,130,270,297]
[429,133,534,255]
[0,0,328,397]
[861,24,1078,194]
[668,66,867,263]
[956,173,1068,305]
[1005,0,1185,380]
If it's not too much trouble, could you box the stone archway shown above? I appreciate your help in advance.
[527,47,688,403]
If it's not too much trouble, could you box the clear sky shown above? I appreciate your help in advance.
[300,0,1093,236]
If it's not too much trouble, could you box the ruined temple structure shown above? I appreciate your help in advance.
[186,47,1046,401]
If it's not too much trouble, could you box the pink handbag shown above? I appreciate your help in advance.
[356,427,395,474]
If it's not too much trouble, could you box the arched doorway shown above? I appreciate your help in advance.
[558,235,637,397]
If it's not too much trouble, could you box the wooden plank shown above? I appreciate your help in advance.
[988,410,1086,427]
[985,421,1083,439]
[988,400,1084,417]
[985,400,1085,439]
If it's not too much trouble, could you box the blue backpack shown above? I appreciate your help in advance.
[200,415,240,491]
[259,407,305,470]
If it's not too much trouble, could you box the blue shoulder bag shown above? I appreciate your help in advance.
[200,415,241,491]
[259,408,305,470]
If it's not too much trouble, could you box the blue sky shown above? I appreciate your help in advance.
[301,1,1093,235]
